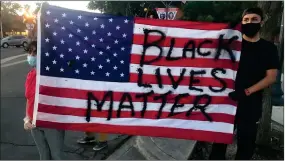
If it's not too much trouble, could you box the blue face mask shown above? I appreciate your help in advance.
[27,55,37,67]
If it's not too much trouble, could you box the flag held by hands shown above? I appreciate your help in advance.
[34,3,242,144]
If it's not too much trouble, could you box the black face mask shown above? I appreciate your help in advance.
[241,23,261,38]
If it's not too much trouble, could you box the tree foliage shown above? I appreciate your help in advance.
[87,1,182,17]
[182,1,257,22]
[34,2,43,15]
[87,1,257,23]
[1,1,25,34]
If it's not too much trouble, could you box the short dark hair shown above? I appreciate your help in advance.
[27,41,37,51]
[242,7,264,20]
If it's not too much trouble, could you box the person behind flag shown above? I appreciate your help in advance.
[209,7,280,160]
[23,41,65,160]
[77,132,108,151]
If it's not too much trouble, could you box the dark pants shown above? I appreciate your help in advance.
[209,98,261,160]
[209,119,258,160]
[209,100,261,160]
[31,127,65,160]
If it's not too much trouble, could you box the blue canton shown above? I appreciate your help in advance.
[40,4,134,82]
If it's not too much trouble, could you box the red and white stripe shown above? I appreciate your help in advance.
[34,18,242,144]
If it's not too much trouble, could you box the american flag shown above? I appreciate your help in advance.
[34,4,242,144]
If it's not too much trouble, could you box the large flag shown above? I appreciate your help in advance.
[34,4,242,144]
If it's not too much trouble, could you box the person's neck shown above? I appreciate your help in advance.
[243,33,260,42]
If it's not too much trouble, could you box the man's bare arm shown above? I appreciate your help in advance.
[247,69,278,95]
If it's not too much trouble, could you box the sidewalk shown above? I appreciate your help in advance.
[272,106,284,126]
[272,73,284,126]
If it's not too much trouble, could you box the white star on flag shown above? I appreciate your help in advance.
[54,18,59,23]
[91,44,95,48]
[78,15,82,19]
[99,51,103,55]
[69,20,74,25]
[68,48,72,52]
[53,32,57,36]
[91,57,95,61]
[46,11,51,15]
[85,22,89,27]
[121,47,125,51]
[77,29,81,33]
[84,36,88,41]
[114,40,119,44]
[76,55,80,60]
[94,17,98,20]
[75,69,80,74]
[61,26,65,30]
[124,19,129,23]
[113,66,118,70]
[45,38,50,42]
[100,24,105,28]
[109,18,113,22]
[91,71,95,75]
[60,54,64,58]
[52,60,57,64]
[106,72,110,77]
[98,64,103,69]
[60,39,65,44]
[107,32,112,36]
[120,60,124,64]
[123,33,127,38]
[45,23,50,28]
[45,66,50,71]
[92,30,96,35]
[45,52,49,56]
[113,53,117,57]
[83,49,88,53]
[62,13,66,17]
[106,46,111,50]
[120,73,124,77]
[60,68,64,72]
[76,41,80,46]
[53,46,57,50]
[99,38,104,42]
[69,34,73,38]
[116,26,120,30]
[83,63,88,68]
[106,59,110,63]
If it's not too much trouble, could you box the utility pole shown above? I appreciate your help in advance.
[0,2,3,39]
[0,19,3,39]
[278,10,284,70]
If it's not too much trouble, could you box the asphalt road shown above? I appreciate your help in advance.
[0,48,126,160]
[1,47,38,159]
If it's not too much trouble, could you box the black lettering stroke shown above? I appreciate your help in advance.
[209,68,227,93]
[140,29,166,67]
[87,91,113,121]
[117,92,135,118]
[186,94,213,122]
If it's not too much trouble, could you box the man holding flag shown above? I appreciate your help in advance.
[210,7,280,160]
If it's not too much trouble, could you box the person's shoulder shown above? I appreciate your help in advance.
[27,68,36,78]
[259,38,276,49]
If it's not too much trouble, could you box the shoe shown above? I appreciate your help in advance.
[77,136,96,144]
[93,141,108,151]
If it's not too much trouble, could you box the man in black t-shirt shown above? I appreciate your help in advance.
[209,7,280,160]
